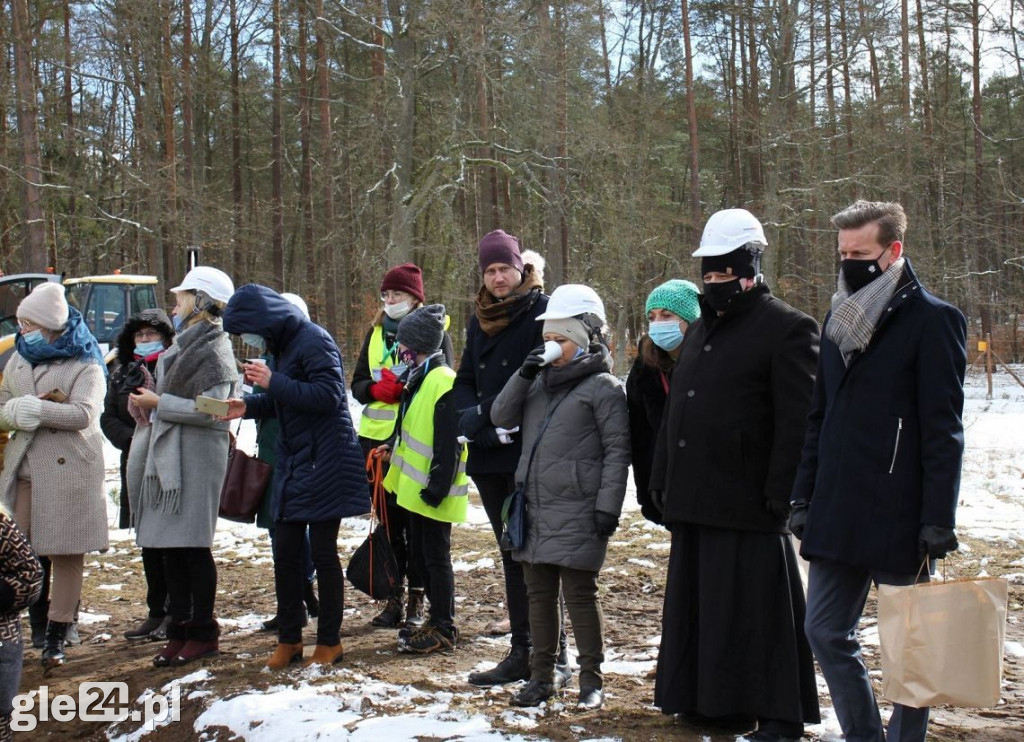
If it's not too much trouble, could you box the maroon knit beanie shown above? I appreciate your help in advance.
[380,263,425,303]
[478,230,524,273]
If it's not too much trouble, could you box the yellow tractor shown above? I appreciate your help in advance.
[0,272,160,371]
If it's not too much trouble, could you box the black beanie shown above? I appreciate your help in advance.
[700,245,762,279]
[396,304,446,354]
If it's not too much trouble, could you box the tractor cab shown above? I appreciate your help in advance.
[0,273,159,371]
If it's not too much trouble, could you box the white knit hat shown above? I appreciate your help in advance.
[17,282,69,331]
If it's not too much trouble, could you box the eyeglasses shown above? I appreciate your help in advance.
[380,290,411,303]
[17,319,41,332]
[134,329,163,341]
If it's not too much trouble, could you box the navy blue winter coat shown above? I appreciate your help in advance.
[791,260,967,574]
[222,285,370,522]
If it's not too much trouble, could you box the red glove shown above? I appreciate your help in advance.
[369,367,404,404]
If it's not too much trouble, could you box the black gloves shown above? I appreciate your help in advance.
[472,427,502,448]
[788,501,809,539]
[520,345,547,380]
[459,405,488,438]
[919,524,959,560]
[766,498,792,520]
[639,500,663,526]
[420,488,445,508]
[594,511,619,539]
[649,489,666,516]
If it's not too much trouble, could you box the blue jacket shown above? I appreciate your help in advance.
[222,285,370,522]
[791,260,967,574]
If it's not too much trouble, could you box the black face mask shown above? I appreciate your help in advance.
[841,257,885,293]
[702,279,745,313]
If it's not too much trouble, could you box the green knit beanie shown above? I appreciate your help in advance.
[645,279,701,323]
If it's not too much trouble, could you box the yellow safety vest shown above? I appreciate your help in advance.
[358,325,399,441]
[383,365,469,523]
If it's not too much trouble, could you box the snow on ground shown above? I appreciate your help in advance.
[99,374,1024,741]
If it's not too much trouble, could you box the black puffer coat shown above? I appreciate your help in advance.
[650,285,819,533]
[491,346,629,571]
[99,309,174,529]
[223,285,370,522]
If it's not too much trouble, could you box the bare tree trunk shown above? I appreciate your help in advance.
[11,0,47,271]
[299,0,313,296]
[182,0,196,244]
[272,0,285,284]
[385,0,417,263]
[472,0,497,231]
[681,0,701,228]
[63,1,79,274]
[555,4,569,281]
[315,0,339,335]
[230,0,244,280]
[160,0,178,287]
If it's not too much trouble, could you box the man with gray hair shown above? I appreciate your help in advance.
[790,200,967,741]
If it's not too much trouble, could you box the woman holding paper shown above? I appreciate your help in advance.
[127,266,237,667]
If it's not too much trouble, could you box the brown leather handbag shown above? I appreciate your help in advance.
[219,430,272,523]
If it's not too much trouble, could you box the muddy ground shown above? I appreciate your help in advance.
[15,496,1024,742]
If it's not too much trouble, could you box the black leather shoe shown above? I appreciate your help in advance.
[577,686,603,709]
[468,644,530,686]
[511,679,555,707]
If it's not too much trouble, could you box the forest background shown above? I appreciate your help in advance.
[2,0,1022,369]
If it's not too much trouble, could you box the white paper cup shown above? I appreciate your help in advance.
[246,358,267,366]
[540,340,563,365]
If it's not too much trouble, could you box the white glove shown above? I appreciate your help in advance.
[5,396,42,431]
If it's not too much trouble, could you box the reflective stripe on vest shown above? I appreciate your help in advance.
[358,325,399,441]
[382,365,469,523]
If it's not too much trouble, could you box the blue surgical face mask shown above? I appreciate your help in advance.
[134,340,164,357]
[21,329,44,346]
[242,333,266,352]
[173,314,186,331]
[648,320,684,352]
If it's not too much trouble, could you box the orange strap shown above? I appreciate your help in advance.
[365,447,391,538]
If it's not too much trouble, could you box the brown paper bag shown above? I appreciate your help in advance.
[877,575,1008,708]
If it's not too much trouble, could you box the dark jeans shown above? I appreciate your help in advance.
[407,511,454,629]
[804,557,930,742]
[473,472,530,649]
[269,527,315,584]
[359,436,424,593]
[0,636,23,716]
[522,562,604,690]
[163,547,217,625]
[276,520,343,645]
[141,547,168,618]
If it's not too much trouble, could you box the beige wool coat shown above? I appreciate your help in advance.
[0,353,110,555]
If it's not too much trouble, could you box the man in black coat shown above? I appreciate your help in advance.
[789,200,967,742]
[452,230,561,686]
[650,209,821,742]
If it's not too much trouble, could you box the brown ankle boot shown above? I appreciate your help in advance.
[304,643,344,667]
[267,642,304,670]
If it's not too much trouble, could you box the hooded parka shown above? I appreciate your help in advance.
[222,285,369,522]
[490,346,629,572]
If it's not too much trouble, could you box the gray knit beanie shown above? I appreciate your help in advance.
[396,304,446,354]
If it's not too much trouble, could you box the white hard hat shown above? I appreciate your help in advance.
[171,266,235,304]
[692,208,767,257]
[536,284,606,323]
[281,292,310,320]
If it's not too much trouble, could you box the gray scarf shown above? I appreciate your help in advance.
[141,320,236,514]
[825,257,906,365]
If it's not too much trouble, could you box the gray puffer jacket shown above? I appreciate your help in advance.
[491,346,630,572]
